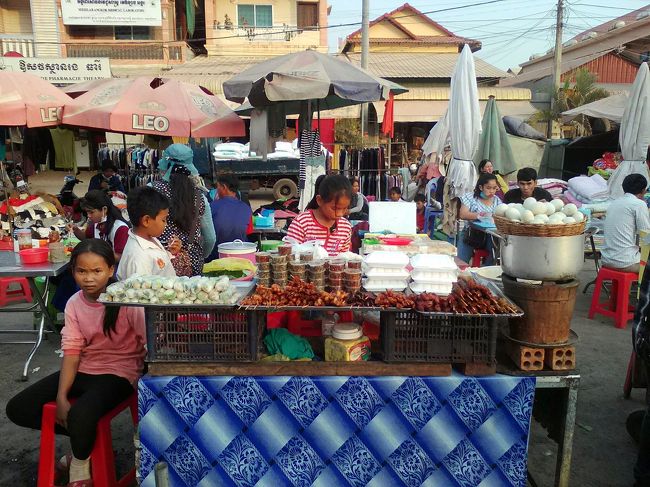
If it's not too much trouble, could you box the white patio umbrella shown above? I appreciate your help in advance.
[422,110,449,157]
[607,62,650,199]
[446,45,481,199]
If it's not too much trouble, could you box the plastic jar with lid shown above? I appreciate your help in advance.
[325,323,371,361]
[15,229,32,251]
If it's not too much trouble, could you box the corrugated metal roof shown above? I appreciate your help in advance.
[340,52,506,79]
[161,55,274,96]
[345,36,478,45]
[567,5,650,43]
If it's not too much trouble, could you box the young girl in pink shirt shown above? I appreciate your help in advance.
[6,239,146,487]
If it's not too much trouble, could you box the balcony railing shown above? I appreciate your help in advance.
[65,41,185,63]
[0,35,35,57]
[215,24,318,42]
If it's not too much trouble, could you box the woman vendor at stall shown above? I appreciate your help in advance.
[457,173,501,265]
[348,177,369,221]
[68,190,130,261]
[286,174,353,256]
[478,159,508,199]
[53,190,132,314]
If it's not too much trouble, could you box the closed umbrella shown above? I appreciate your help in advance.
[446,45,481,199]
[422,110,449,157]
[62,77,245,138]
[0,71,71,127]
[474,96,516,175]
[223,49,406,111]
[442,45,481,236]
[608,63,650,198]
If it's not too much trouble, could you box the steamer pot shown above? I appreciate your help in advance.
[494,233,584,281]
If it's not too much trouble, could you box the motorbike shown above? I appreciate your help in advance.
[57,175,84,222]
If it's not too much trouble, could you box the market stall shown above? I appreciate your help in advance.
[91,238,564,487]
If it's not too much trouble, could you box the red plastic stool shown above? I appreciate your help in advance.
[0,277,32,307]
[588,267,638,329]
[471,249,490,267]
[38,393,138,487]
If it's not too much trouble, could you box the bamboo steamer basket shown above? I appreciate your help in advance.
[493,215,586,237]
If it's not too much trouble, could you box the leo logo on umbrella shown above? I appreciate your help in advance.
[40,107,62,123]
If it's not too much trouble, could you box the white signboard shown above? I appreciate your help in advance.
[369,202,417,235]
[61,0,162,26]
[0,57,111,84]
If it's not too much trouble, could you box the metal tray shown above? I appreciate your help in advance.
[410,275,524,318]
[99,282,254,309]
[238,304,391,312]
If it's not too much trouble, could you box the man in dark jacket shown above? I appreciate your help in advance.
[206,174,252,262]
[88,160,125,193]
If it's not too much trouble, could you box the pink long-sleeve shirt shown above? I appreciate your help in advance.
[61,291,146,385]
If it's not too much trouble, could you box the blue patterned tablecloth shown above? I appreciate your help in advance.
[138,374,535,487]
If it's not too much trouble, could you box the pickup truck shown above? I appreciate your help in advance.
[213,157,300,200]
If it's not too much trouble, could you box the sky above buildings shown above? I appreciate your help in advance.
[327,0,650,70]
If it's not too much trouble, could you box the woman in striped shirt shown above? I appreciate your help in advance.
[287,174,353,256]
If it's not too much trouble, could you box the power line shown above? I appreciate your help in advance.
[570,3,649,10]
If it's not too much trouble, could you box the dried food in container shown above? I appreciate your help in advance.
[278,244,293,256]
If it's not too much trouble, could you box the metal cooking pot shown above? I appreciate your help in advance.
[493,233,585,281]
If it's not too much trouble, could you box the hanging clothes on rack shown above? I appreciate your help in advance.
[298,129,321,193]
[299,155,326,212]
[49,127,76,172]
[23,128,54,176]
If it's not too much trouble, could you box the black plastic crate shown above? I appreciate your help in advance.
[381,310,497,364]
[145,307,264,362]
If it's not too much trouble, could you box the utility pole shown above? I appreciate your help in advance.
[360,0,369,142]
[550,0,564,138]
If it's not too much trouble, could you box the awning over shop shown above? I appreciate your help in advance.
[561,93,628,123]
[371,99,537,122]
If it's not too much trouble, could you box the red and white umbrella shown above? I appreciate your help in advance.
[0,71,71,127]
[62,77,245,138]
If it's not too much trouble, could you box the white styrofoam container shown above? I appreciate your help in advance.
[410,253,458,271]
[363,278,409,292]
[409,281,453,295]
[364,267,410,279]
[364,250,410,269]
[410,269,458,283]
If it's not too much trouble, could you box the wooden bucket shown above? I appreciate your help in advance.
[502,274,579,345]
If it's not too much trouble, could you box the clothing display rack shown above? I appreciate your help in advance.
[97,144,160,191]
[337,146,405,201]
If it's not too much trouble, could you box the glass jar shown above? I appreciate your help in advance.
[16,229,32,251]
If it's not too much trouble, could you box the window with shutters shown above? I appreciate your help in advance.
[297,2,318,30]
[237,5,272,27]
[1,0,33,34]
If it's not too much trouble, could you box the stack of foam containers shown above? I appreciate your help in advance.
[409,254,459,295]
[362,251,410,292]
